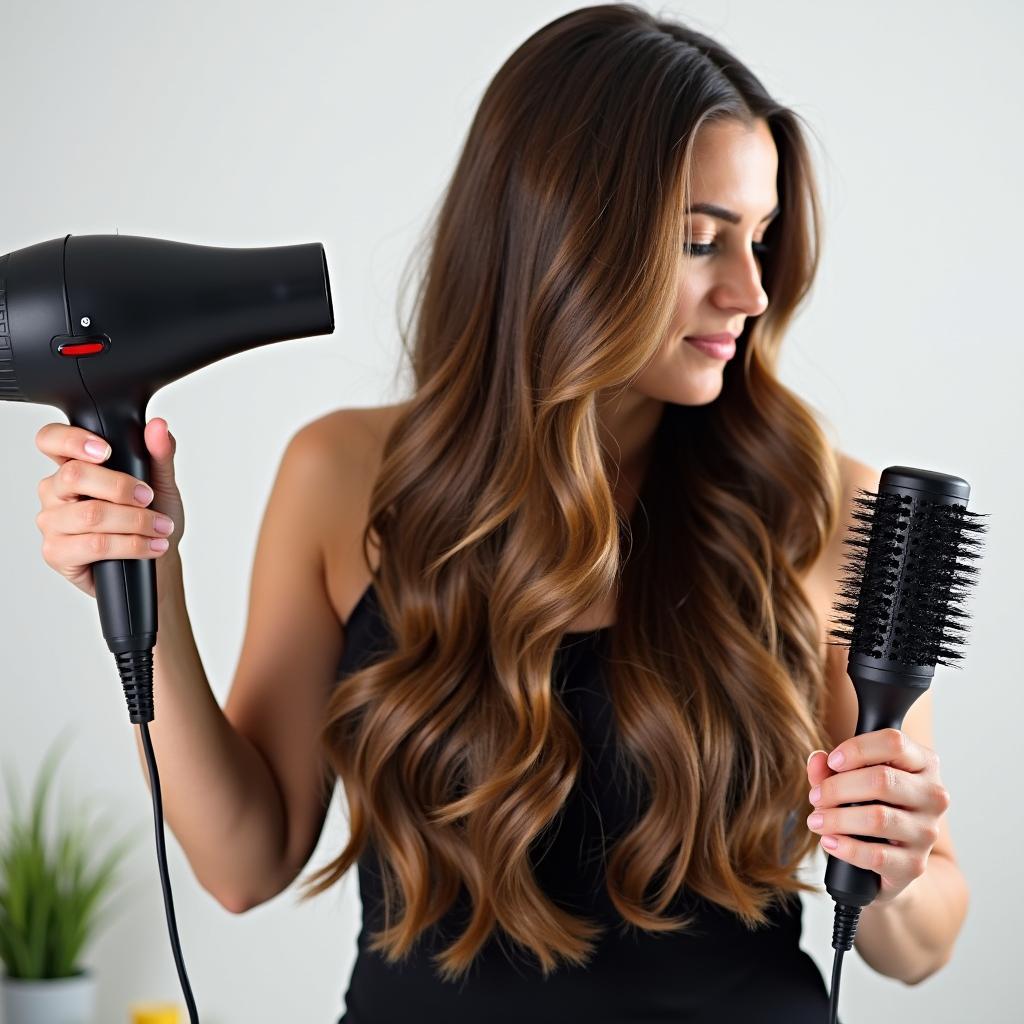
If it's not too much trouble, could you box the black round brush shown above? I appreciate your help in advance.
[822,465,988,1024]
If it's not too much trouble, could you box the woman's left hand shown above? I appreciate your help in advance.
[805,728,951,905]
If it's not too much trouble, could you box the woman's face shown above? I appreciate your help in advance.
[633,117,780,406]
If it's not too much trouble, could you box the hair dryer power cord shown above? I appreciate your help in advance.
[120,648,200,1023]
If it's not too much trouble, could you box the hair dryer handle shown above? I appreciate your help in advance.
[69,400,157,655]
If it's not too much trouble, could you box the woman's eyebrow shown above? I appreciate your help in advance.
[685,202,780,225]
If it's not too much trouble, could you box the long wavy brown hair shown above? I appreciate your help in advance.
[297,2,842,982]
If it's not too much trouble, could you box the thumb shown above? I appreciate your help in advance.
[806,749,833,788]
[144,417,178,490]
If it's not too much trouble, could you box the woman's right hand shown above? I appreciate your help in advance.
[34,417,186,600]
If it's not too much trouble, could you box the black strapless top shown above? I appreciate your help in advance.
[333,583,833,1023]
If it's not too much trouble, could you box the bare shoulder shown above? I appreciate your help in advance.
[296,402,407,472]
[804,450,881,748]
[294,402,412,629]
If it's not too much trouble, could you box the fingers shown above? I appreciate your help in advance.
[811,828,930,887]
[806,802,935,846]
[809,765,949,814]
[41,530,172,571]
[35,422,112,467]
[36,498,174,541]
[38,458,154,511]
[33,421,181,597]
[826,727,932,776]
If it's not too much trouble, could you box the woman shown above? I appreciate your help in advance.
[32,4,966,1021]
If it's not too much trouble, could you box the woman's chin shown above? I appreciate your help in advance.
[674,362,727,404]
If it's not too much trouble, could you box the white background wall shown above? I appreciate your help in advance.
[1,2,1019,1021]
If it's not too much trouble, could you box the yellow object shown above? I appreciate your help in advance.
[129,1005,181,1024]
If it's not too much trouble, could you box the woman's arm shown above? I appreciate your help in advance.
[136,556,292,913]
[854,846,969,985]
[135,418,351,912]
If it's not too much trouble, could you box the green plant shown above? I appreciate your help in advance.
[0,728,140,980]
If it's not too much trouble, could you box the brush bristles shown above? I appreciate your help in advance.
[827,488,988,668]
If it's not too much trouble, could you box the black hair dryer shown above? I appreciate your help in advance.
[0,233,335,718]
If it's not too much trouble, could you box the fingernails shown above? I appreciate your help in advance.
[134,484,154,505]
[807,750,823,766]
[84,439,110,459]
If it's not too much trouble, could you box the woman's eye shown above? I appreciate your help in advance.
[684,241,772,259]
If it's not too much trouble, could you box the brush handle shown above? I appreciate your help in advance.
[824,670,930,908]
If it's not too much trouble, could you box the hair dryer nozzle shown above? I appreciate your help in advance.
[0,233,334,409]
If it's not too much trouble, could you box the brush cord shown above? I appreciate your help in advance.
[827,900,860,1024]
[828,948,844,1024]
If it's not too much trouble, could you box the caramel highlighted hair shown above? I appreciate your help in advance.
[297,3,841,982]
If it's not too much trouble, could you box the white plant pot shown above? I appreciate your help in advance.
[0,968,97,1024]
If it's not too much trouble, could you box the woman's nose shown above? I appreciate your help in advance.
[714,257,769,316]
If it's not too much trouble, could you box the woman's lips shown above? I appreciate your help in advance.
[684,334,736,360]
